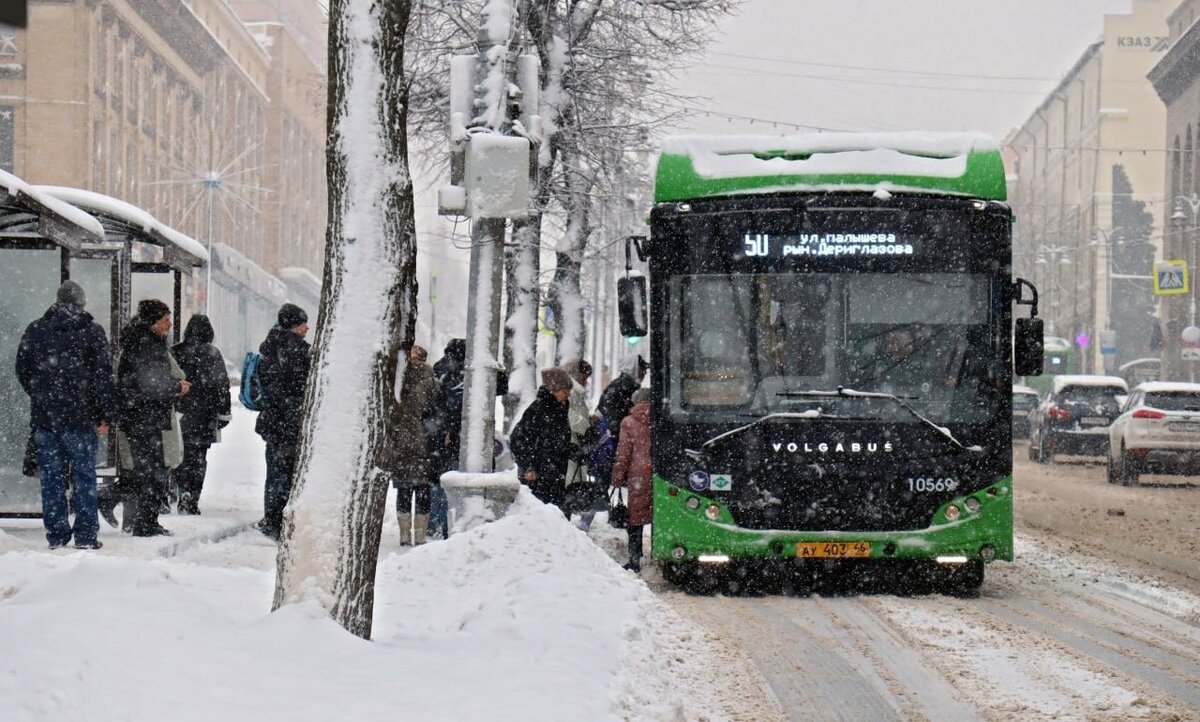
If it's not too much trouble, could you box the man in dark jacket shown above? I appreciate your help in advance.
[422,338,466,538]
[254,303,311,540]
[171,315,230,515]
[116,299,191,537]
[597,353,646,446]
[510,367,573,513]
[16,280,117,549]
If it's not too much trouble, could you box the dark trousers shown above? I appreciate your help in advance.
[263,441,297,534]
[427,483,448,537]
[173,443,210,513]
[527,472,567,515]
[125,431,166,535]
[627,524,644,564]
[34,429,99,546]
[395,483,431,515]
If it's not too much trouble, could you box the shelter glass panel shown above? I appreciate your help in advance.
[69,256,114,340]
[0,249,61,512]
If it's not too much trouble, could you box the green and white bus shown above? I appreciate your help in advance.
[618,133,1043,594]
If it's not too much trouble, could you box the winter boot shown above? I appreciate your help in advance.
[413,514,428,545]
[397,513,412,546]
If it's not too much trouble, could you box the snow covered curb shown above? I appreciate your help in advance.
[441,468,521,533]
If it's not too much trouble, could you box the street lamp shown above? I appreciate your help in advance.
[1036,244,1073,335]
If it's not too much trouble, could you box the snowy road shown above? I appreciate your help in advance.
[647,446,1200,722]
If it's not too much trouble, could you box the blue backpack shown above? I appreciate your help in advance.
[239,352,267,411]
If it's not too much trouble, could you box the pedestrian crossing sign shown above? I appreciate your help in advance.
[1154,260,1189,296]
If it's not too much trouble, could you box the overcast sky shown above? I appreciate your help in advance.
[666,0,1134,139]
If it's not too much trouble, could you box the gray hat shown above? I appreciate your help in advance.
[57,280,86,308]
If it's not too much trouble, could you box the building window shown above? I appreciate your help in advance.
[0,106,12,172]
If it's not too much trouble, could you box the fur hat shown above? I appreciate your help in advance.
[540,367,572,393]
[278,303,308,330]
[57,280,86,308]
[136,299,171,324]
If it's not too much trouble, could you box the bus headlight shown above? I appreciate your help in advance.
[944,504,961,521]
[685,496,700,510]
[704,504,720,520]
[964,497,981,513]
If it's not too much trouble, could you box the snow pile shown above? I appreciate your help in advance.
[0,421,732,721]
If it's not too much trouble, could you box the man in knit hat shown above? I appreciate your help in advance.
[253,303,311,539]
[16,280,117,549]
[509,367,573,513]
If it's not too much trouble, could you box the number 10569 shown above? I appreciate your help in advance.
[906,477,959,492]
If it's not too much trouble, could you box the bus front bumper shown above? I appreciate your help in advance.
[650,474,1013,564]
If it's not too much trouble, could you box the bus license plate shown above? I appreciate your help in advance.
[796,542,872,558]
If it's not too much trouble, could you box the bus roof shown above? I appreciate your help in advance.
[654,132,1006,204]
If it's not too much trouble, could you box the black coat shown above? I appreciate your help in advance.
[172,316,231,446]
[16,302,117,431]
[254,326,310,445]
[597,372,640,445]
[116,320,181,434]
[424,355,464,477]
[510,387,572,485]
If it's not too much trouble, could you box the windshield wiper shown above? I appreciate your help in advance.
[776,387,981,452]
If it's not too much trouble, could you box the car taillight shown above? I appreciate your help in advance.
[1048,406,1071,420]
[1132,408,1165,420]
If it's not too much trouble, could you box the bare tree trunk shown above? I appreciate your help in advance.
[272,0,417,641]
[503,214,541,427]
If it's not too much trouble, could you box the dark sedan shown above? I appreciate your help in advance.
[1029,375,1127,463]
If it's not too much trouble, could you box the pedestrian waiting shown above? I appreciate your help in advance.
[254,303,311,541]
[611,387,653,573]
[510,367,573,513]
[115,299,191,537]
[387,345,436,545]
[16,280,117,549]
[170,314,231,515]
[424,338,466,539]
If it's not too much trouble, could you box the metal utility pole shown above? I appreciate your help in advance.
[445,5,538,473]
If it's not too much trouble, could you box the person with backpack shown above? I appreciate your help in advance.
[510,367,573,513]
[115,299,191,537]
[253,303,311,540]
[170,315,231,515]
[611,387,653,572]
[15,280,117,549]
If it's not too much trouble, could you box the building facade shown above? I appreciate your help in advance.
[0,0,325,356]
[1150,0,1200,381]
[1006,0,1170,375]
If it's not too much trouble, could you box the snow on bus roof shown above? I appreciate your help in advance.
[1051,375,1127,394]
[0,169,104,239]
[660,132,997,180]
[35,185,208,262]
[1133,381,1200,394]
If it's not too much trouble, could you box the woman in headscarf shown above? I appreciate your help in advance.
[170,314,230,514]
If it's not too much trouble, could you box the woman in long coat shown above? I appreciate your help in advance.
[611,388,652,572]
[388,345,436,545]
[170,314,230,514]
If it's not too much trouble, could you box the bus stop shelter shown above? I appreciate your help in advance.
[0,181,207,516]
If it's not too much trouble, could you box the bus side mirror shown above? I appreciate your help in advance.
[1014,317,1044,376]
[618,275,648,338]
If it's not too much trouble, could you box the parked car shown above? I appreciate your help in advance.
[1012,384,1040,439]
[1107,381,1200,485]
[1028,374,1127,463]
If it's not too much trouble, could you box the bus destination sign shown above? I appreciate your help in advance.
[741,232,915,258]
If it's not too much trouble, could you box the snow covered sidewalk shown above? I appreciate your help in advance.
[0,404,739,722]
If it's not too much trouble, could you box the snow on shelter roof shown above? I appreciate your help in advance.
[655,132,1006,204]
[0,169,105,243]
[34,186,207,266]
[1051,375,1128,394]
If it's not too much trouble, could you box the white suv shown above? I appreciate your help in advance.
[1107,382,1200,485]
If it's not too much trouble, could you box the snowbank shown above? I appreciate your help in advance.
[0,399,733,721]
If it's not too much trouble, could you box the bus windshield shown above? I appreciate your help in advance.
[667,272,997,423]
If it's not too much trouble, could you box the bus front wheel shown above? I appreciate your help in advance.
[940,560,985,597]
